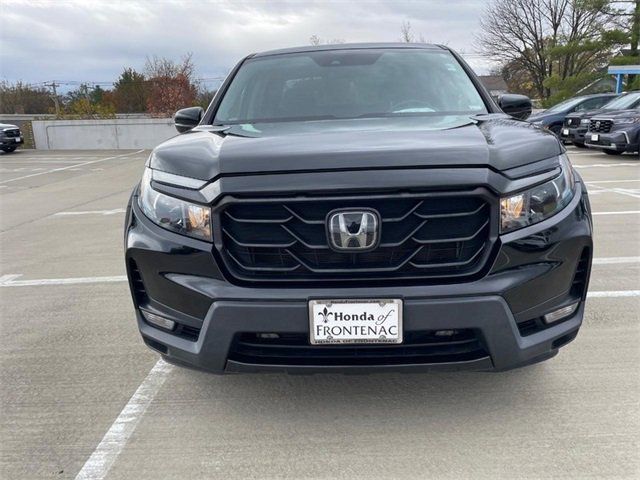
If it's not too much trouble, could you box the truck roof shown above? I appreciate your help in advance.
[252,42,446,58]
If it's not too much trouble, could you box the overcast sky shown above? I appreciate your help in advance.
[1,0,494,91]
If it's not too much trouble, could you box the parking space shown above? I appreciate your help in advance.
[1,147,638,479]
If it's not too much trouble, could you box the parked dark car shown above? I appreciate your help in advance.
[562,91,640,147]
[125,44,592,374]
[0,123,24,153]
[529,93,618,136]
[585,107,640,155]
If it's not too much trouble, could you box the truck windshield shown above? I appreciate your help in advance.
[214,49,487,125]
[545,97,586,113]
[603,92,640,110]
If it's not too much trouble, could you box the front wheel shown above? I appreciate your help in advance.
[1,146,17,153]
[603,150,624,156]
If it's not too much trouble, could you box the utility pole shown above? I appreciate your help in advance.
[45,81,60,117]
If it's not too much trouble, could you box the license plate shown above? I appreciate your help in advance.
[563,129,569,136]
[14,138,22,143]
[591,134,599,142]
[309,299,402,345]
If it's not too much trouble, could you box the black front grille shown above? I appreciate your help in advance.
[589,119,613,133]
[565,117,580,127]
[229,330,488,366]
[217,193,494,283]
[3,129,20,138]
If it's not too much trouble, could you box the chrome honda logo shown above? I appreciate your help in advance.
[327,210,380,251]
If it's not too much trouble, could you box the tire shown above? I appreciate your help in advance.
[572,142,587,148]
[603,149,624,156]
[1,146,17,153]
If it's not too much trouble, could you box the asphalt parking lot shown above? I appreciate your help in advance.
[1,147,638,480]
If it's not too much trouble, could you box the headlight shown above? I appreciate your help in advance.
[615,117,640,125]
[138,168,212,241]
[580,118,589,124]
[500,154,576,233]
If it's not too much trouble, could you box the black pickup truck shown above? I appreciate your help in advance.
[124,44,592,374]
[0,123,24,153]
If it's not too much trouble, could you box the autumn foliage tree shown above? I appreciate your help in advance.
[64,84,115,118]
[144,53,198,115]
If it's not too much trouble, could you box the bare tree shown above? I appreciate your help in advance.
[477,0,625,101]
[309,35,345,45]
[0,81,54,114]
[400,21,426,43]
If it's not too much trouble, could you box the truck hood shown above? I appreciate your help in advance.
[592,109,640,120]
[527,111,559,123]
[150,114,562,181]
[565,108,609,120]
[0,123,19,129]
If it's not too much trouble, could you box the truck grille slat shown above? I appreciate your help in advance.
[217,193,494,284]
[589,119,613,133]
[3,129,20,138]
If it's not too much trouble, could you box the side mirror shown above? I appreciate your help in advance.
[174,106,204,133]
[498,94,532,120]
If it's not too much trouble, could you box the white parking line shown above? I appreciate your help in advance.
[592,210,640,216]
[586,180,640,185]
[0,150,144,184]
[54,209,126,216]
[74,359,173,480]
[592,257,640,265]
[0,274,127,287]
[587,290,640,298]
[5,156,104,160]
[574,163,640,169]
[0,160,98,164]
[587,184,640,199]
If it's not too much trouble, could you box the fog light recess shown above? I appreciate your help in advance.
[257,333,280,339]
[435,330,458,337]
[141,310,176,331]
[543,302,579,325]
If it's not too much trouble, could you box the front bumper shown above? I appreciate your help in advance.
[560,126,587,143]
[0,135,23,147]
[585,130,639,153]
[125,178,593,374]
